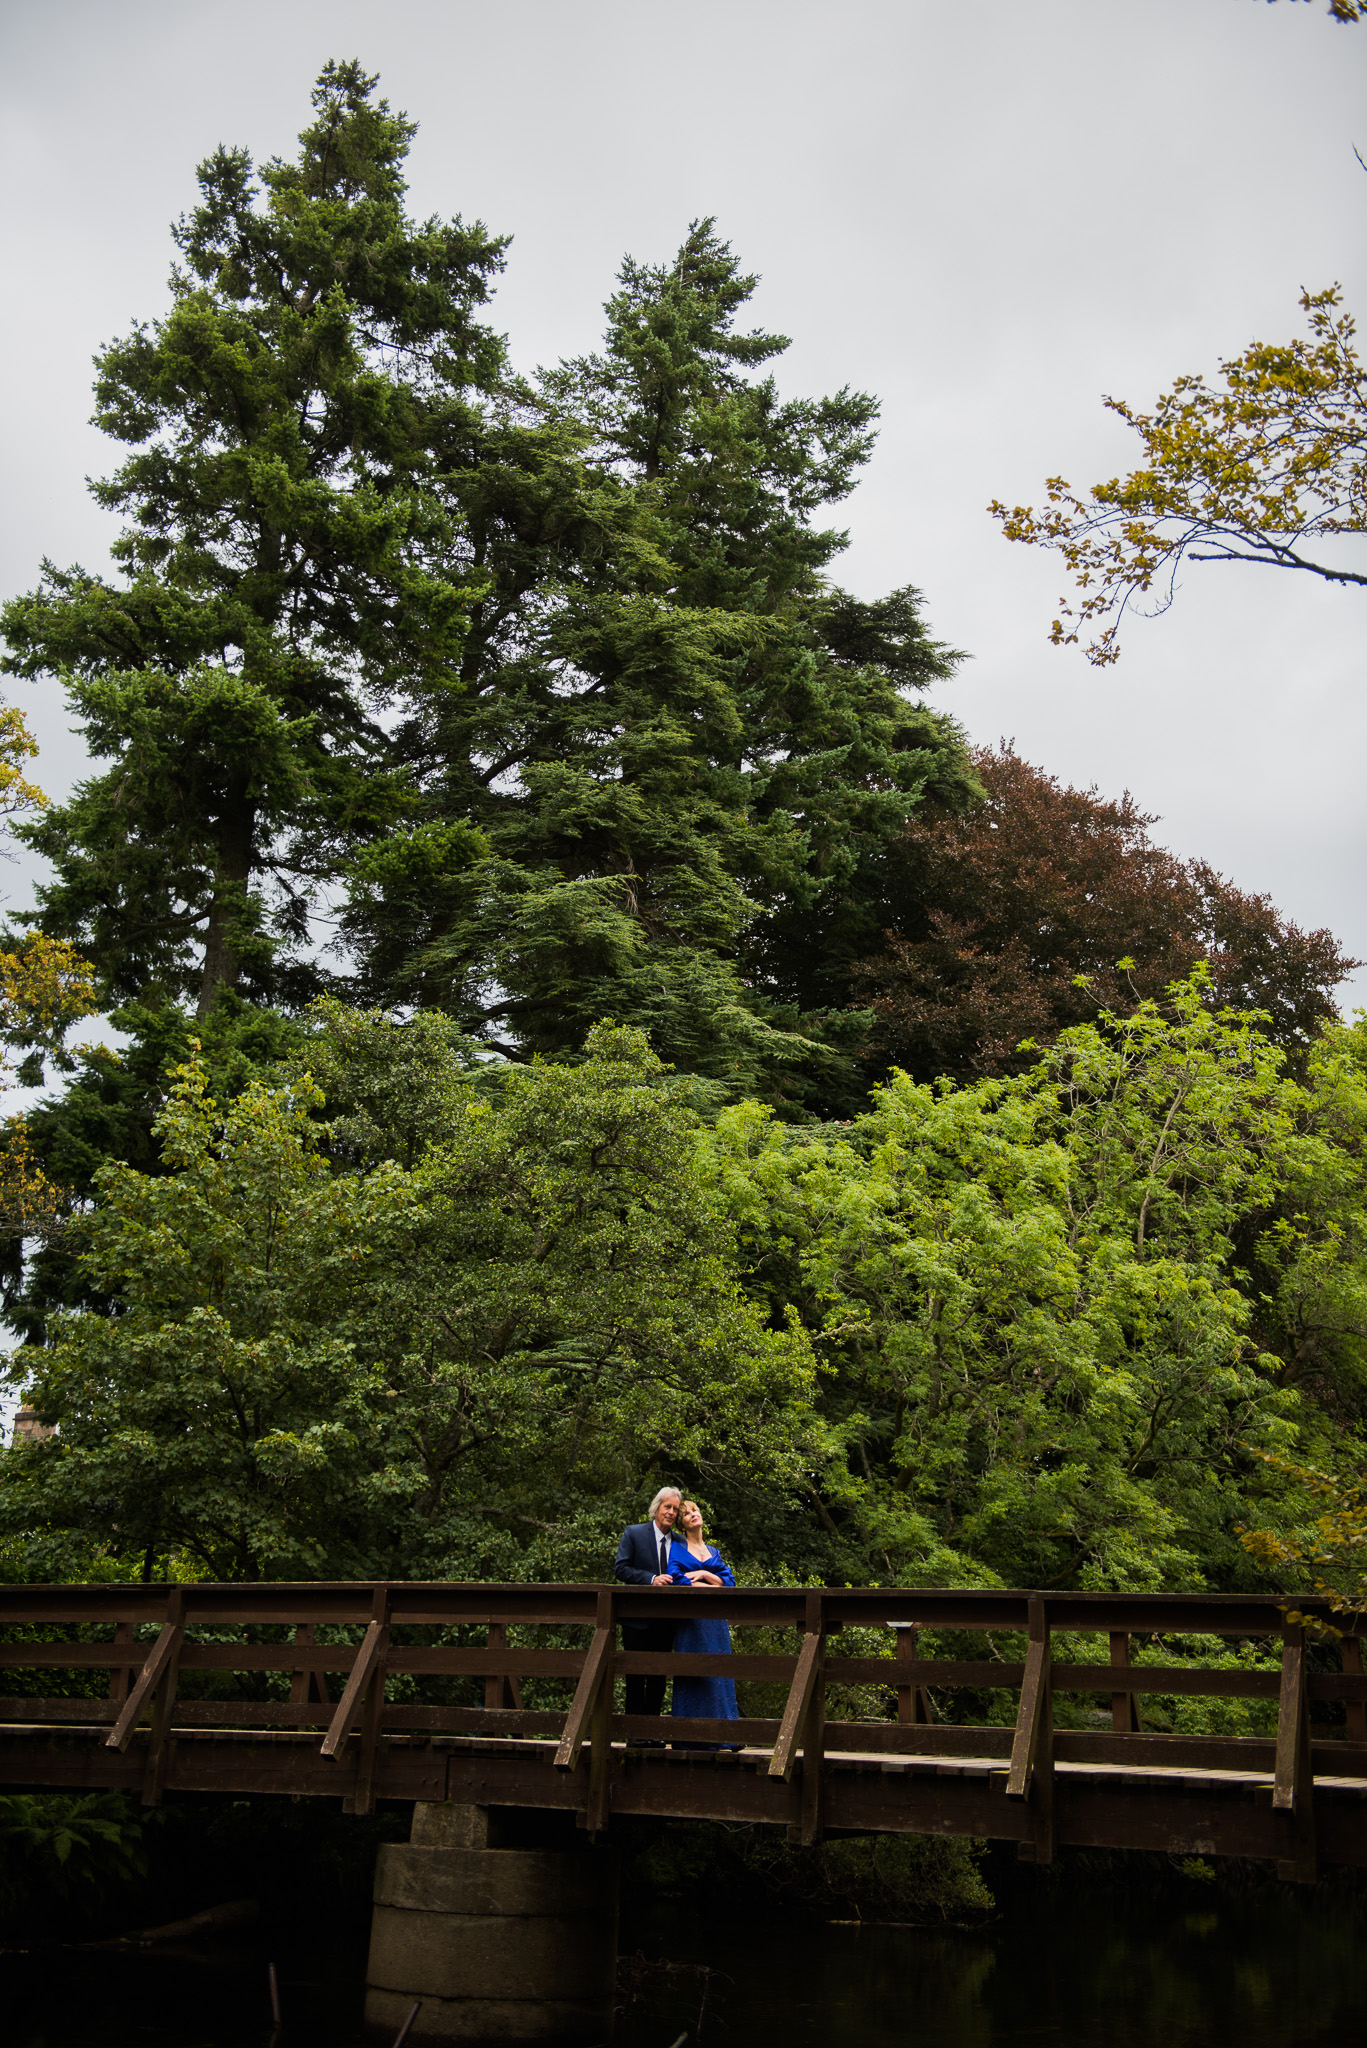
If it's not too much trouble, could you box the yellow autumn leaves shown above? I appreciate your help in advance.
[991,286,1366,663]
[0,700,97,1238]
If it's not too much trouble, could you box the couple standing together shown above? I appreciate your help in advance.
[613,1488,740,1744]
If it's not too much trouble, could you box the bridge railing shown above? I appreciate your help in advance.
[0,1581,1362,1865]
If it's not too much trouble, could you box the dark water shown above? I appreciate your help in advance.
[4,1888,1364,2048]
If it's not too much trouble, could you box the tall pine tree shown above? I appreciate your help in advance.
[351,222,975,1110]
[1,62,501,1016]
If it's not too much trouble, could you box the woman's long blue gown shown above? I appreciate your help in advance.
[667,1541,740,1748]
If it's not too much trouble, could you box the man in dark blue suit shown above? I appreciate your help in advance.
[614,1487,681,1724]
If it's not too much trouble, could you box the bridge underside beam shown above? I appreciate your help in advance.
[2,1726,1364,1873]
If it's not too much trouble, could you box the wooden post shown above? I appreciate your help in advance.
[1273,1622,1317,1883]
[893,1624,934,1725]
[1342,1633,1366,1744]
[1006,1594,1053,1864]
[585,1587,615,1834]
[483,1621,524,1712]
[290,1621,330,1707]
[353,1588,391,1817]
[795,1591,826,1847]
[1109,1630,1142,1733]
[140,1586,186,1808]
[107,1619,136,1704]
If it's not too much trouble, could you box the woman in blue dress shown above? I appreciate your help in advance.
[667,1501,741,1748]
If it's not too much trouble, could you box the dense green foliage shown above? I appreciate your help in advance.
[0,1793,149,1929]
[710,975,1367,1587]
[341,215,976,1105]
[4,978,1364,1600]
[1,1023,815,1579]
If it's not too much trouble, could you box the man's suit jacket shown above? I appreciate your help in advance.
[614,1521,677,1645]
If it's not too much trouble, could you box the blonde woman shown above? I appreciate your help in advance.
[666,1500,740,1747]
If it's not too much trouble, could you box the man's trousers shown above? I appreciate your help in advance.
[621,1618,676,1717]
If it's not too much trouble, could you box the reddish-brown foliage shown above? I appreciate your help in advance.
[855,745,1357,1083]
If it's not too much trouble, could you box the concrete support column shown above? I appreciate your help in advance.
[365,1803,618,2043]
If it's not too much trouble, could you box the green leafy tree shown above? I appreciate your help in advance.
[707,976,1366,1590]
[0,61,504,1012]
[0,1024,816,1579]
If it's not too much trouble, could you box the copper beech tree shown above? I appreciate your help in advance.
[854,746,1355,1084]
[991,286,1366,664]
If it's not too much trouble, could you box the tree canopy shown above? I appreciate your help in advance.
[0,1026,815,1580]
[709,977,1367,1589]
[853,745,1356,1083]
[0,60,1361,1621]
[7,979,1365,1598]
[354,216,976,1109]
[2,68,975,1116]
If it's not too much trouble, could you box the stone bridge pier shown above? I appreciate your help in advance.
[364,1802,619,2043]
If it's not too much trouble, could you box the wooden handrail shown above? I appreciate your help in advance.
[0,1579,1360,1829]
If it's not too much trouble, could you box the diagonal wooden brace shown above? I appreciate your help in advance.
[769,1631,822,1784]
[1006,1645,1049,1799]
[1274,1626,1307,1811]
[555,1624,613,1773]
[105,1617,184,1753]
[1005,1594,1054,1863]
[321,1620,384,1760]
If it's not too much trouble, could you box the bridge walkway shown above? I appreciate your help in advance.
[2,1580,1362,1882]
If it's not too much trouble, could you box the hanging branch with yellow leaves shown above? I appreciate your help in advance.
[0,1118,71,1242]
[0,700,96,1236]
[990,286,1367,665]
[1268,1,1362,21]
[0,704,47,824]
[0,933,99,1056]
[1240,1451,1367,1631]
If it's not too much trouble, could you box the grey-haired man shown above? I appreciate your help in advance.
[613,1487,681,1722]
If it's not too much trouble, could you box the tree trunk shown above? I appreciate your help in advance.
[198,789,256,1018]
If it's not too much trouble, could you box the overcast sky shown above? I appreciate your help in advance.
[1,0,1364,1004]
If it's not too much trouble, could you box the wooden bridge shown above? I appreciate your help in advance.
[3,1579,1364,1883]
